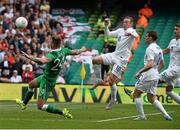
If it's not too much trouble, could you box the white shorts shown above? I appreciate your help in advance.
[101,53,128,78]
[135,77,158,95]
[160,68,178,87]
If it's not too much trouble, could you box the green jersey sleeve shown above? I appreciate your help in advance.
[61,48,72,55]
[46,52,56,61]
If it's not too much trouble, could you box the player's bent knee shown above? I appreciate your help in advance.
[166,86,173,93]
[92,56,103,64]
[109,81,114,86]
[108,77,115,86]
[147,97,154,104]
[147,94,156,104]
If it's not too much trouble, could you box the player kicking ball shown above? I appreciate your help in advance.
[16,34,87,119]
[90,16,138,110]
[124,31,172,121]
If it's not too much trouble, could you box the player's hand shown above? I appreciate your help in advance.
[125,32,131,36]
[121,66,127,72]
[21,51,30,59]
[104,18,110,26]
[135,72,141,79]
[81,46,87,52]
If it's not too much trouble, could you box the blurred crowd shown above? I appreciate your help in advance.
[0,0,154,84]
[0,0,67,83]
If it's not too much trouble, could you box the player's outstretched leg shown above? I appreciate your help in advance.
[16,99,27,110]
[105,100,118,110]
[89,79,105,90]
[106,84,118,110]
[38,98,73,119]
[62,108,73,119]
[152,99,173,121]
[41,104,73,119]
[147,93,173,121]
[15,87,34,110]
[133,97,146,120]
[124,87,133,99]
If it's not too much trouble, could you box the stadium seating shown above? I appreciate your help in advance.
[65,61,90,84]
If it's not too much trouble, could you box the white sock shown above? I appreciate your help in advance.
[135,98,145,118]
[110,84,118,101]
[42,104,48,111]
[153,100,169,117]
[167,91,180,104]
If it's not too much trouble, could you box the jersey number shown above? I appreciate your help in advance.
[51,58,63,71]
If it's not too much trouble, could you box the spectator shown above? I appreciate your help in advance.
[10,70,22,83]
[40,0,50,13]
[1,69,10,79]
[10,34,23,50]
[97,11,111,33]
[12,56,23,76]
[136,13,148,28]
[0,38,8,51]
[22,59,33,72]
[138,4,153,19]
[22,66,34,83]
[0,53,12,77]
[7,52,15,65]
[5,24,16,37]
[0,48,5,62]
[41,36,51,54]
[34,52,45,77]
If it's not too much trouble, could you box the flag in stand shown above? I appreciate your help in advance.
[80,63,86,80]
[80,63,86,103]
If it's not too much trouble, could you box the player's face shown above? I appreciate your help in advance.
[174,26,180,38]
[145,33,151,44]
[123,18,132,29]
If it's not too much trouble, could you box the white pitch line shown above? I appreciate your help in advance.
[97,111,175,122]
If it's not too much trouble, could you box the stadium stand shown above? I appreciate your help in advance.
[122,10,180,85]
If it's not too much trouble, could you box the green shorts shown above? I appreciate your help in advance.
[36,75,56,100]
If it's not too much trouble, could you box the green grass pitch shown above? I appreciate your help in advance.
[0,101,179,129]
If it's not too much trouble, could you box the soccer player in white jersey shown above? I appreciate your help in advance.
[124,31,172,120]
[90,16,138,110]
[159,23,180,104]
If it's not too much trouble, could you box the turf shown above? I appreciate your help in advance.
[0,101,179,129]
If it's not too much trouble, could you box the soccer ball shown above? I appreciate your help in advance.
[15,17,28,28]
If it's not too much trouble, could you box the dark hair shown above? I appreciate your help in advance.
[147,31,157,41]
[175,23,180,28]
[52,34,62,45]
[54,21,63,28]
[124,16,134,23]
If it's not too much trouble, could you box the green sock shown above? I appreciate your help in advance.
[23,90,34,105]
[46,104,63,115]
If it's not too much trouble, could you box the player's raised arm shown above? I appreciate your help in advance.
[21,51,51,65]
[104,18,119,37]
[70,46,87,55]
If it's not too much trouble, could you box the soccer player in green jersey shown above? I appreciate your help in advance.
[16,35,87,119]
